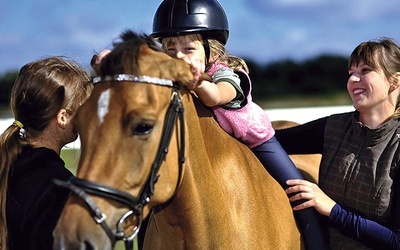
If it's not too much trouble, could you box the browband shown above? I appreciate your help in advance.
[92,74,174,87]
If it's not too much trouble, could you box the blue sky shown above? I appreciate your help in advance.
[1,0,399,74]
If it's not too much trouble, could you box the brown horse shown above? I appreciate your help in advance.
[53,31,316,249]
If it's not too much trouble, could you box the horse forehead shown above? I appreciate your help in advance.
[97,89,111,124]
[92,83,171,120]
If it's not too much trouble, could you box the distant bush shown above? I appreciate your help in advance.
[247,54,348,101]
[0,54,349,105]
[0,71,18,104]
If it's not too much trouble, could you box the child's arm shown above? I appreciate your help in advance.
[193,80,237,107]
[187,60,237,107]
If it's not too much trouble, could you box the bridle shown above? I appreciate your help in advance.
[54,74,186,250]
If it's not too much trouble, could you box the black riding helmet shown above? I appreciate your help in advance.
[152,0,229,45]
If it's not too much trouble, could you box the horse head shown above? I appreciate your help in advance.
[53,30,210,249]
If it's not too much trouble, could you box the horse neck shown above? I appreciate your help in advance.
[151,93,255,244]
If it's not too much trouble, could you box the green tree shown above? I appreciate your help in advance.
[246,54,348,101]
[0,71,18,104]
[0,54,349,106]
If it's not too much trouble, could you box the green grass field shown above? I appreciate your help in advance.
[60,148,80,174]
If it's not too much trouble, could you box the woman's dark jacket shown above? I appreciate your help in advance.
[6,147,72,250]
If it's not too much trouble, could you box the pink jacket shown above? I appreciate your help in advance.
[208,64,274,148]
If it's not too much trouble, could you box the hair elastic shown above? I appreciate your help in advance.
[13,120,23,128]
[13,120,26,139]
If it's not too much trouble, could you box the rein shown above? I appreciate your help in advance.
[54,74,186,250]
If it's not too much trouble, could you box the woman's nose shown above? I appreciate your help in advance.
[349,74,360,83]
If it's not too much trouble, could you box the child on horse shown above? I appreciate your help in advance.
[151,0,329,249]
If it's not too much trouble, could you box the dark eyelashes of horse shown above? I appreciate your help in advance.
[132,123,153,136]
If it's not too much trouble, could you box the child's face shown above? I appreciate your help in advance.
[164,35,206,66]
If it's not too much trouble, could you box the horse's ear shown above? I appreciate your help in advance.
[91,55,101,75]
[91,50,112,75]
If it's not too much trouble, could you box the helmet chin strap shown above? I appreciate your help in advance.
[203,39,210,63]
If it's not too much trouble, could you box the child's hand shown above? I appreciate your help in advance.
[183,58,205,90]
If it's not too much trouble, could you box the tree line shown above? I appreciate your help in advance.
[0,54,349,105]
[247,54,349,101]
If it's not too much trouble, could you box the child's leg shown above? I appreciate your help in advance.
[252,136,329,250]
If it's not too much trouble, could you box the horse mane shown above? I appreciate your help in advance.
[120,30,162,52]
[99,30,162,76]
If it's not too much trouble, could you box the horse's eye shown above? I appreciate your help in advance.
[132,123,153,135]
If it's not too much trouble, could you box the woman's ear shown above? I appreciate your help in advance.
[56,109,69,129]
[389,72,400,93]
[394,72,400,85]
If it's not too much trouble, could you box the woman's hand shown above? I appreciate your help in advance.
[285,179,336,217]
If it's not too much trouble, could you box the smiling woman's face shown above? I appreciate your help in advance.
[347,61,392,113]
